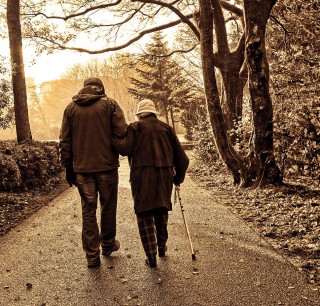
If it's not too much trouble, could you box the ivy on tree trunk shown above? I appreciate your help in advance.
[244,0,282,186]
[199,0,281,187]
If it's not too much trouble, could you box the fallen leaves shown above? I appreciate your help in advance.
[0,172,68,237]
[119,275,128,283]
[192,267,199,275]
[26,282,33,290]
[189,157,320,288]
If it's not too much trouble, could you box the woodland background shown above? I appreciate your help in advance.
[0,0,319,289]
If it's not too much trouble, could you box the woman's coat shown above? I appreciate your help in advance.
[113,115,189,214]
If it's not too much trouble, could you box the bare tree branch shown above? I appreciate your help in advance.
[269,15,294,53]
[131,0,200,39]
[269,15,290,34]
[220,0,243,17]
[94,3,146,27]
[211,0,229,54]
[34,16,195,54]
[145,44,198,57]
[22,0,123,20]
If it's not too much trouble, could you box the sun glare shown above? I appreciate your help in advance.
[25,50,95,85]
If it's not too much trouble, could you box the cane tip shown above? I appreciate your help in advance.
[192,254,196,260]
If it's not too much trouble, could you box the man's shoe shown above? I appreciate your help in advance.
[102,240,120,257]
[145,256,157,268]
[158,245,167,257]
[88,259,101,269]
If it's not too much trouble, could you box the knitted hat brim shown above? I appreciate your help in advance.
[136,109,159,115]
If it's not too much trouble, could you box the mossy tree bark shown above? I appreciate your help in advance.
[243,0,282,186]
[199,0,281,186]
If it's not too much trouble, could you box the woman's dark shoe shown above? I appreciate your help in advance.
[158,245,167,257]
[145,257,157,268]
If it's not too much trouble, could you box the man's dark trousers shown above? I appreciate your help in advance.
[76,170,118,263]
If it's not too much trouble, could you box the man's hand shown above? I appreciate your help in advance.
[66,167,77,187]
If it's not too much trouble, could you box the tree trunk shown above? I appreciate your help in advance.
[221,65,246,138]
[222,72,244,125]
[220,60,247,146]
[199,0,250,185]
[199,0,280,187]
[164,107,170,125]
[243,0,282,186]
[7,0,32,143]
[169,107,176,132]
[211,0,246,142]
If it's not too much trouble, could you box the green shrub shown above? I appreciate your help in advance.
[0,141,63,191]
[180,97,219,165]
[0,152,21,191]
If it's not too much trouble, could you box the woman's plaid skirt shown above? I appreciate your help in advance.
[136,208,169,259]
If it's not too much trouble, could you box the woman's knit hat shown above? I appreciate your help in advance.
[136,99,159,115]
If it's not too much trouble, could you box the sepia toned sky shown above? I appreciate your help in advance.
[1,33,157,85]
[5,34,171,85]
[0,37,96,84]
[25,50,99,84]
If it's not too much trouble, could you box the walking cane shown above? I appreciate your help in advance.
[174,186,196,260]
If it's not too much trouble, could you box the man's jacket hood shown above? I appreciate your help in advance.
[72,84,106,106]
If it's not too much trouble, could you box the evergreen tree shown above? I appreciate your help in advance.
[128,32,194,129]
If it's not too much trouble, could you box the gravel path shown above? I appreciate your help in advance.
[0,156,319,306]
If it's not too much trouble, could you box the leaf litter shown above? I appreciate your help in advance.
[189,155,320,288]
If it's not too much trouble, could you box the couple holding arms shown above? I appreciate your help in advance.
[59,77,189,269]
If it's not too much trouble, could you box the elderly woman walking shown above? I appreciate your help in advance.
[113,99,189,267]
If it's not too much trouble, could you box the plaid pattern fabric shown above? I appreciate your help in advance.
[137,215,157,258]
[154,212,168,249]
[137,209,168,258]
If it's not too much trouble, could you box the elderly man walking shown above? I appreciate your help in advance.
[59,77,127,268]
[113,99,189,267]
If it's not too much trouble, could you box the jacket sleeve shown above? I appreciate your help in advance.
[111,101,127,138]
[112,124,135,157]
[172,130,189,184]
[59,107,73,169]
